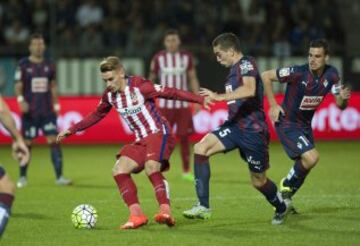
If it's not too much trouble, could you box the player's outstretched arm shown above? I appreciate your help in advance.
[261,69,284,122]
[199,77,256,102]
[336,86,351,110]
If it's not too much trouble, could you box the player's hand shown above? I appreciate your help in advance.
[12,139,30,166]
[19,101,29,113]
[203,96,214,110]
[53,103,61,115]
[339,86,351,100]
[269,104,285,122]
[57,130,71,143]
[199,88,220,101]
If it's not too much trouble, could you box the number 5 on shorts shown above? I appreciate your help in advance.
[219,128,231,137]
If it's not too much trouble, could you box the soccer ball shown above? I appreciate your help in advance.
[71,204,98,229]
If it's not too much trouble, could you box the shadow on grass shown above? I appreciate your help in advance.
[70,183,114,189]
[12,212,53,220]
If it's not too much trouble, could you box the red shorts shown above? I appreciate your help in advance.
[117,132,176,173]
[160,107,194,136]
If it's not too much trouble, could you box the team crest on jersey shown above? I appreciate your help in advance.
[279,68,290,77]
[239,61,254,75]
[44,66,49,72]
[26,68,33,73]
[299,96,323,110]
[130,92,138,104]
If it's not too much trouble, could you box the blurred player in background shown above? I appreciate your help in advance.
[261,39,351,210]
[149,29,201,181]
[14,33,71,188]
[0,96,29,237]
[57,57,211,229]
[183,33,289,225]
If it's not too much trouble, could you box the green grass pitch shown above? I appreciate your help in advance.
[1,141,359,246]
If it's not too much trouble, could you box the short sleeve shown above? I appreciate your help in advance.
[239,58,257,77]
[329,67,341,95]
[49,62,56,81]
[150,55,160,74]
[276,66,301,83]
[187,53,194,71]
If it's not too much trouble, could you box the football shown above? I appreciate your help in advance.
[71,204,98,229]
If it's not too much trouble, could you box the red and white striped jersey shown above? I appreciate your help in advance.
[151,50,194,109]
[69,76,203,141]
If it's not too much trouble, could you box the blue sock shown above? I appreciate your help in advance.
[19,145,31,177]
[194,154,210,208]
[0,193,14,237]
[283,160,309,195]
[50,143,63,179]
[256,179,286,213]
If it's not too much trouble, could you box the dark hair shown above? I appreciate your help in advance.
[164,29,179,38]
[309,39,330,55]
[29,33,44,43]
[212,33,241,52]
[99,56,123,73]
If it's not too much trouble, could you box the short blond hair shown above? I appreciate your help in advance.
[99,56,123,73]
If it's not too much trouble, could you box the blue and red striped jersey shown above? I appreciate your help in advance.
[225,56,268,132]
[276,64,341,127]
[15,57,56,117]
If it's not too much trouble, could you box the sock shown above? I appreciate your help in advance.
[283,159,310,195]
[194,154,210,208]
[180,136,190,173]
[114,174,139,209]
[0,193,14,237]
[50,143,63,179]
[256,179,286,213]
[128,204,143,216]
[20,145,31,177]
[148,172,170,208]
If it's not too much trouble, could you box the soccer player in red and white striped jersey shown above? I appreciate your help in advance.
[149,29,201,181]
[57,57,211,229]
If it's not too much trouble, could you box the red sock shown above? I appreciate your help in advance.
[148,172,170,207]
[180,136,190,173]
[114,174,139,208]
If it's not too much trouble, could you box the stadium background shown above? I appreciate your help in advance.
[0,0,359,143]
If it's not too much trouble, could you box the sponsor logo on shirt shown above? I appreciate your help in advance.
[299,96,324,110]
[31,77,48,93]
[119,105,142,116]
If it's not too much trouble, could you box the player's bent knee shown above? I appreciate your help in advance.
[112,160,133,176]
[144,160,161,175]
[194,142,208,156]
[302,150,320,168]
[0,175,16,194]
[250,172,267,188]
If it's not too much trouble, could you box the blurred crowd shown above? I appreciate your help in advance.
[0,0,345,58]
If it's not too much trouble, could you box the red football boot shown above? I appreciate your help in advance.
[120,214,148,230]
[154,212,175,227]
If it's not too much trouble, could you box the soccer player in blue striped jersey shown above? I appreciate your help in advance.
[261,39,351,210]
[14,33,72,187]
[183,33,289,225]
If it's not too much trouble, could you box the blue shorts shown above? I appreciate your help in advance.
[212,122,269,173]
[0,165,6,179]
[22,113,58,139]
[275,123,315,160]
